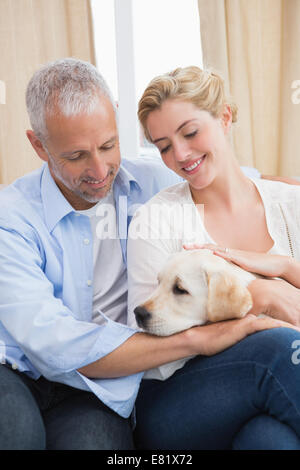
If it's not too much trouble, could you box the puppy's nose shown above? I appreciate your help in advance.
[134,306,151,328]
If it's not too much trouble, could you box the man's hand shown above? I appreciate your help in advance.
[248,278,300,327]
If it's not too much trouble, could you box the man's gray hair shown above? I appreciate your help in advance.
[26,58,116,142]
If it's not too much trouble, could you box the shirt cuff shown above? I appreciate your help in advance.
[47,316,144,418]
[76,370,144,418]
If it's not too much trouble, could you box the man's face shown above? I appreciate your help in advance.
[42,96,121,210]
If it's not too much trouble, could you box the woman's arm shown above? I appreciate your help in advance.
[247,278,300,327]
[281,258,300,288]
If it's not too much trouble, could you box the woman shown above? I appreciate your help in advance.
[127,66,300,449]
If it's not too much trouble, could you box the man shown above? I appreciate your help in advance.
[0,58,297,450]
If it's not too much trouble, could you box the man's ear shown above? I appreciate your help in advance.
[206,271,252,322]
[26,130,49,162]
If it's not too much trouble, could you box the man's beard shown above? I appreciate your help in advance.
[48,156,117,203]
[70,179,115,203]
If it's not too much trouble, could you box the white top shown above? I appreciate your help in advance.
[77,190,127,325]
[127,178,300,379]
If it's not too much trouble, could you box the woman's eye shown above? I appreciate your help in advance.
[160,145,171,154]
[185,130,198,139]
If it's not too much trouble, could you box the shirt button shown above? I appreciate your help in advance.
[83,238,90,245]
[87,280,92,286]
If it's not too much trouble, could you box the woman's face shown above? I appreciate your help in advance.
[145,99,232,191]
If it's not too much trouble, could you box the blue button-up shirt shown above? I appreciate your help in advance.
[0,156,181,418]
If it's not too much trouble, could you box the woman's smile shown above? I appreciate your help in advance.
[181,154,207,174]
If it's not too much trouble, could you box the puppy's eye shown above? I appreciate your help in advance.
[173,284,189,295]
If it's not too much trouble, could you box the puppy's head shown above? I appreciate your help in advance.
[134,250,253,336]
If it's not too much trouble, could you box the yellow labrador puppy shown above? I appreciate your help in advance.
[134,249,259,337]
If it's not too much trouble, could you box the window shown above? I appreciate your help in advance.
[91,0,202,158]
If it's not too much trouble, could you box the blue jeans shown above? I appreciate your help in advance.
[134,328,300,450]
[0,364,134,450]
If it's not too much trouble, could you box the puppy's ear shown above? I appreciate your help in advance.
[207,272,253,322]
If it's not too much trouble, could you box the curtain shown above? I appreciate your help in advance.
[198,0,300,177]
[0,0,95,184]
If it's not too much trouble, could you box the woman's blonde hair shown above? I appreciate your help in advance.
[138,66,237,141]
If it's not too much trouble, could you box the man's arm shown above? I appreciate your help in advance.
[2,220,280,383]
[242,166,300,185]
[78,314,295,378]
[261,175,300,185]
[0,224,137,378]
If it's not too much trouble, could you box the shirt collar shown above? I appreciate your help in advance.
[41,162,141,232]
[113,163,141,196]
[41,164,75,233]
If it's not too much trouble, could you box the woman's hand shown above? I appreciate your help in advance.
[183,243,291,278]
[184,243,300,289]
[247,278,300,327]
[185,313,300,357]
